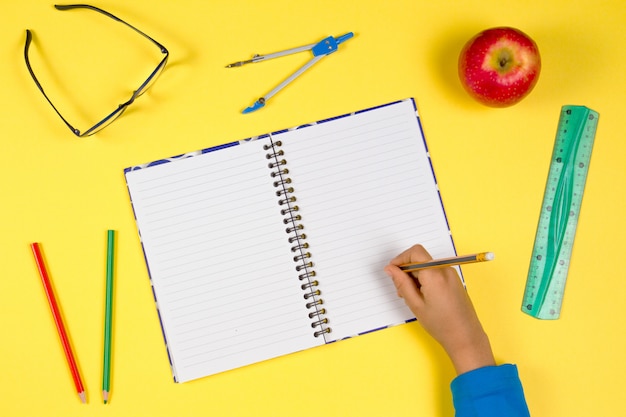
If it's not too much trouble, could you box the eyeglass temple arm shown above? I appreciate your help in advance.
[54,4,168,54]
[23,30,80,136]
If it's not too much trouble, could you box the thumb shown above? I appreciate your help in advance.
[384,264,423,312]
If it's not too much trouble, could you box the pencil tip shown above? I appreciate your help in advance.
[103,390,109,404]
[79,392,86,404]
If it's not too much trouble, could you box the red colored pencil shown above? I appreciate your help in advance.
[30,243,86,404]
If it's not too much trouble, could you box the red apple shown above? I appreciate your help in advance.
[458,27,541,107]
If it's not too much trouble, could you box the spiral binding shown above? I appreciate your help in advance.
[265,137,331,338]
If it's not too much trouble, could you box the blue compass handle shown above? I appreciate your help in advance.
[336,32,354,44]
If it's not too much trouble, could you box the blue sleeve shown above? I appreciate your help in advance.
[450,364,530,417]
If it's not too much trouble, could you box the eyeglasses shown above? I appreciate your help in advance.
[24,4,169,137]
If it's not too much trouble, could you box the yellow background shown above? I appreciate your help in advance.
[1,1,624,416]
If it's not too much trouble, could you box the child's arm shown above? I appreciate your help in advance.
[385,244,531,416]
[384,244,495,374]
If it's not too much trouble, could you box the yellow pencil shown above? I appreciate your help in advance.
[399,252,494,272]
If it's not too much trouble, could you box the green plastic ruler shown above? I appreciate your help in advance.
[522,105,599,319]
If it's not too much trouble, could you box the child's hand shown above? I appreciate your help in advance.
[384,244,495,375]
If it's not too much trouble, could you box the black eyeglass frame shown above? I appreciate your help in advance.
[24,4,169,137]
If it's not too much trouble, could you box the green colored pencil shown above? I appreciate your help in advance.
[103,230,115,404]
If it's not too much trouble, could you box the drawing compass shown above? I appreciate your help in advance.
[226,32,354,114]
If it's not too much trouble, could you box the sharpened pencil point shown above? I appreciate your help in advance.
[103,390,109,404]
[79,391,86,404]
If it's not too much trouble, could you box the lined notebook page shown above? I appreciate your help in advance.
[125,140,321,383]
[277,100,456,341]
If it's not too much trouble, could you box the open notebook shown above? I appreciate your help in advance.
[124,98,457,382]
